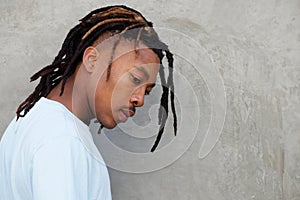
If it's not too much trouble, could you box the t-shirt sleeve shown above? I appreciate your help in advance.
[32,136,89,200]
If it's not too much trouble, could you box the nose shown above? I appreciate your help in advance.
[130,86,146,107]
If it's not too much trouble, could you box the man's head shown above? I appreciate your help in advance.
[81,38,160,129]
[16,5,177,151]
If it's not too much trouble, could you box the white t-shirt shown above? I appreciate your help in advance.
[0,97,112,200]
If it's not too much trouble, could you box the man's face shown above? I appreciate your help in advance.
[93,42,160,129]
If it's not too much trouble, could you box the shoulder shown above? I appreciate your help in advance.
[15,98,87,152]
[22,98,81,137]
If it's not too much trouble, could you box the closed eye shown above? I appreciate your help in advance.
[133,77,141,84]
[131,74,142,85]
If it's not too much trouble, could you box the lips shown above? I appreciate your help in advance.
[122,107,135,117]
[119,107,135,122]
[128,108,135,117]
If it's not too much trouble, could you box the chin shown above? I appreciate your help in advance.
[95,114,117,129]
[101,120,117,129]
[104,124,117,129]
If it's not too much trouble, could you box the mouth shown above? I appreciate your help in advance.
[119,107,135,122]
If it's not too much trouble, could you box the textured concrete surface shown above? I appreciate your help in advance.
[1,0,300,199]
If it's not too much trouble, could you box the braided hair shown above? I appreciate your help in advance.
[16,5,177,152]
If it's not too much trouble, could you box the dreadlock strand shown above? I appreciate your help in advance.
[170,90,177,136]
[106,36,121,81]
[165,50,177,136]
[158,65,168,125]
[82,18,141,40]
[152,82,169,151]
[134,27,144,55]
[16,76,47,119]
[150,103,168,152]
[80,5,148,24]
[29,24,86,96]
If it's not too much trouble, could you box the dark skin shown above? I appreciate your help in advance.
[47,39,160,127]
[16,5,177,151]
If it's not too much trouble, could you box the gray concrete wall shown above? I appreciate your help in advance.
[1,0,299,199]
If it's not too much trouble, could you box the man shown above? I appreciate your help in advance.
[0,5,177,199]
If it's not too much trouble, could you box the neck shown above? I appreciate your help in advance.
[46,74,93,125]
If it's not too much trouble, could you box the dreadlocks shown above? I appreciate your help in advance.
[16,5,177,152]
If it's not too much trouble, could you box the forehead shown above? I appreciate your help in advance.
[113,40,160,73]
[115,39,160,63]
[126,47,160,76]
[134,48,160,68]
[94,37,161,80]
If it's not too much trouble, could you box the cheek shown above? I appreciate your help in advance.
[111,82,132,106]
[110,75,135,107]
[94,83,110,115]
[93,76,117,114]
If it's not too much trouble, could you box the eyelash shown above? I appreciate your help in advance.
[133,76,141,85]
[130,73,142,85]
[131,74,150,95]
[130,74,151,95]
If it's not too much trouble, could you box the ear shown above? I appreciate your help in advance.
[82,46,99,73]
